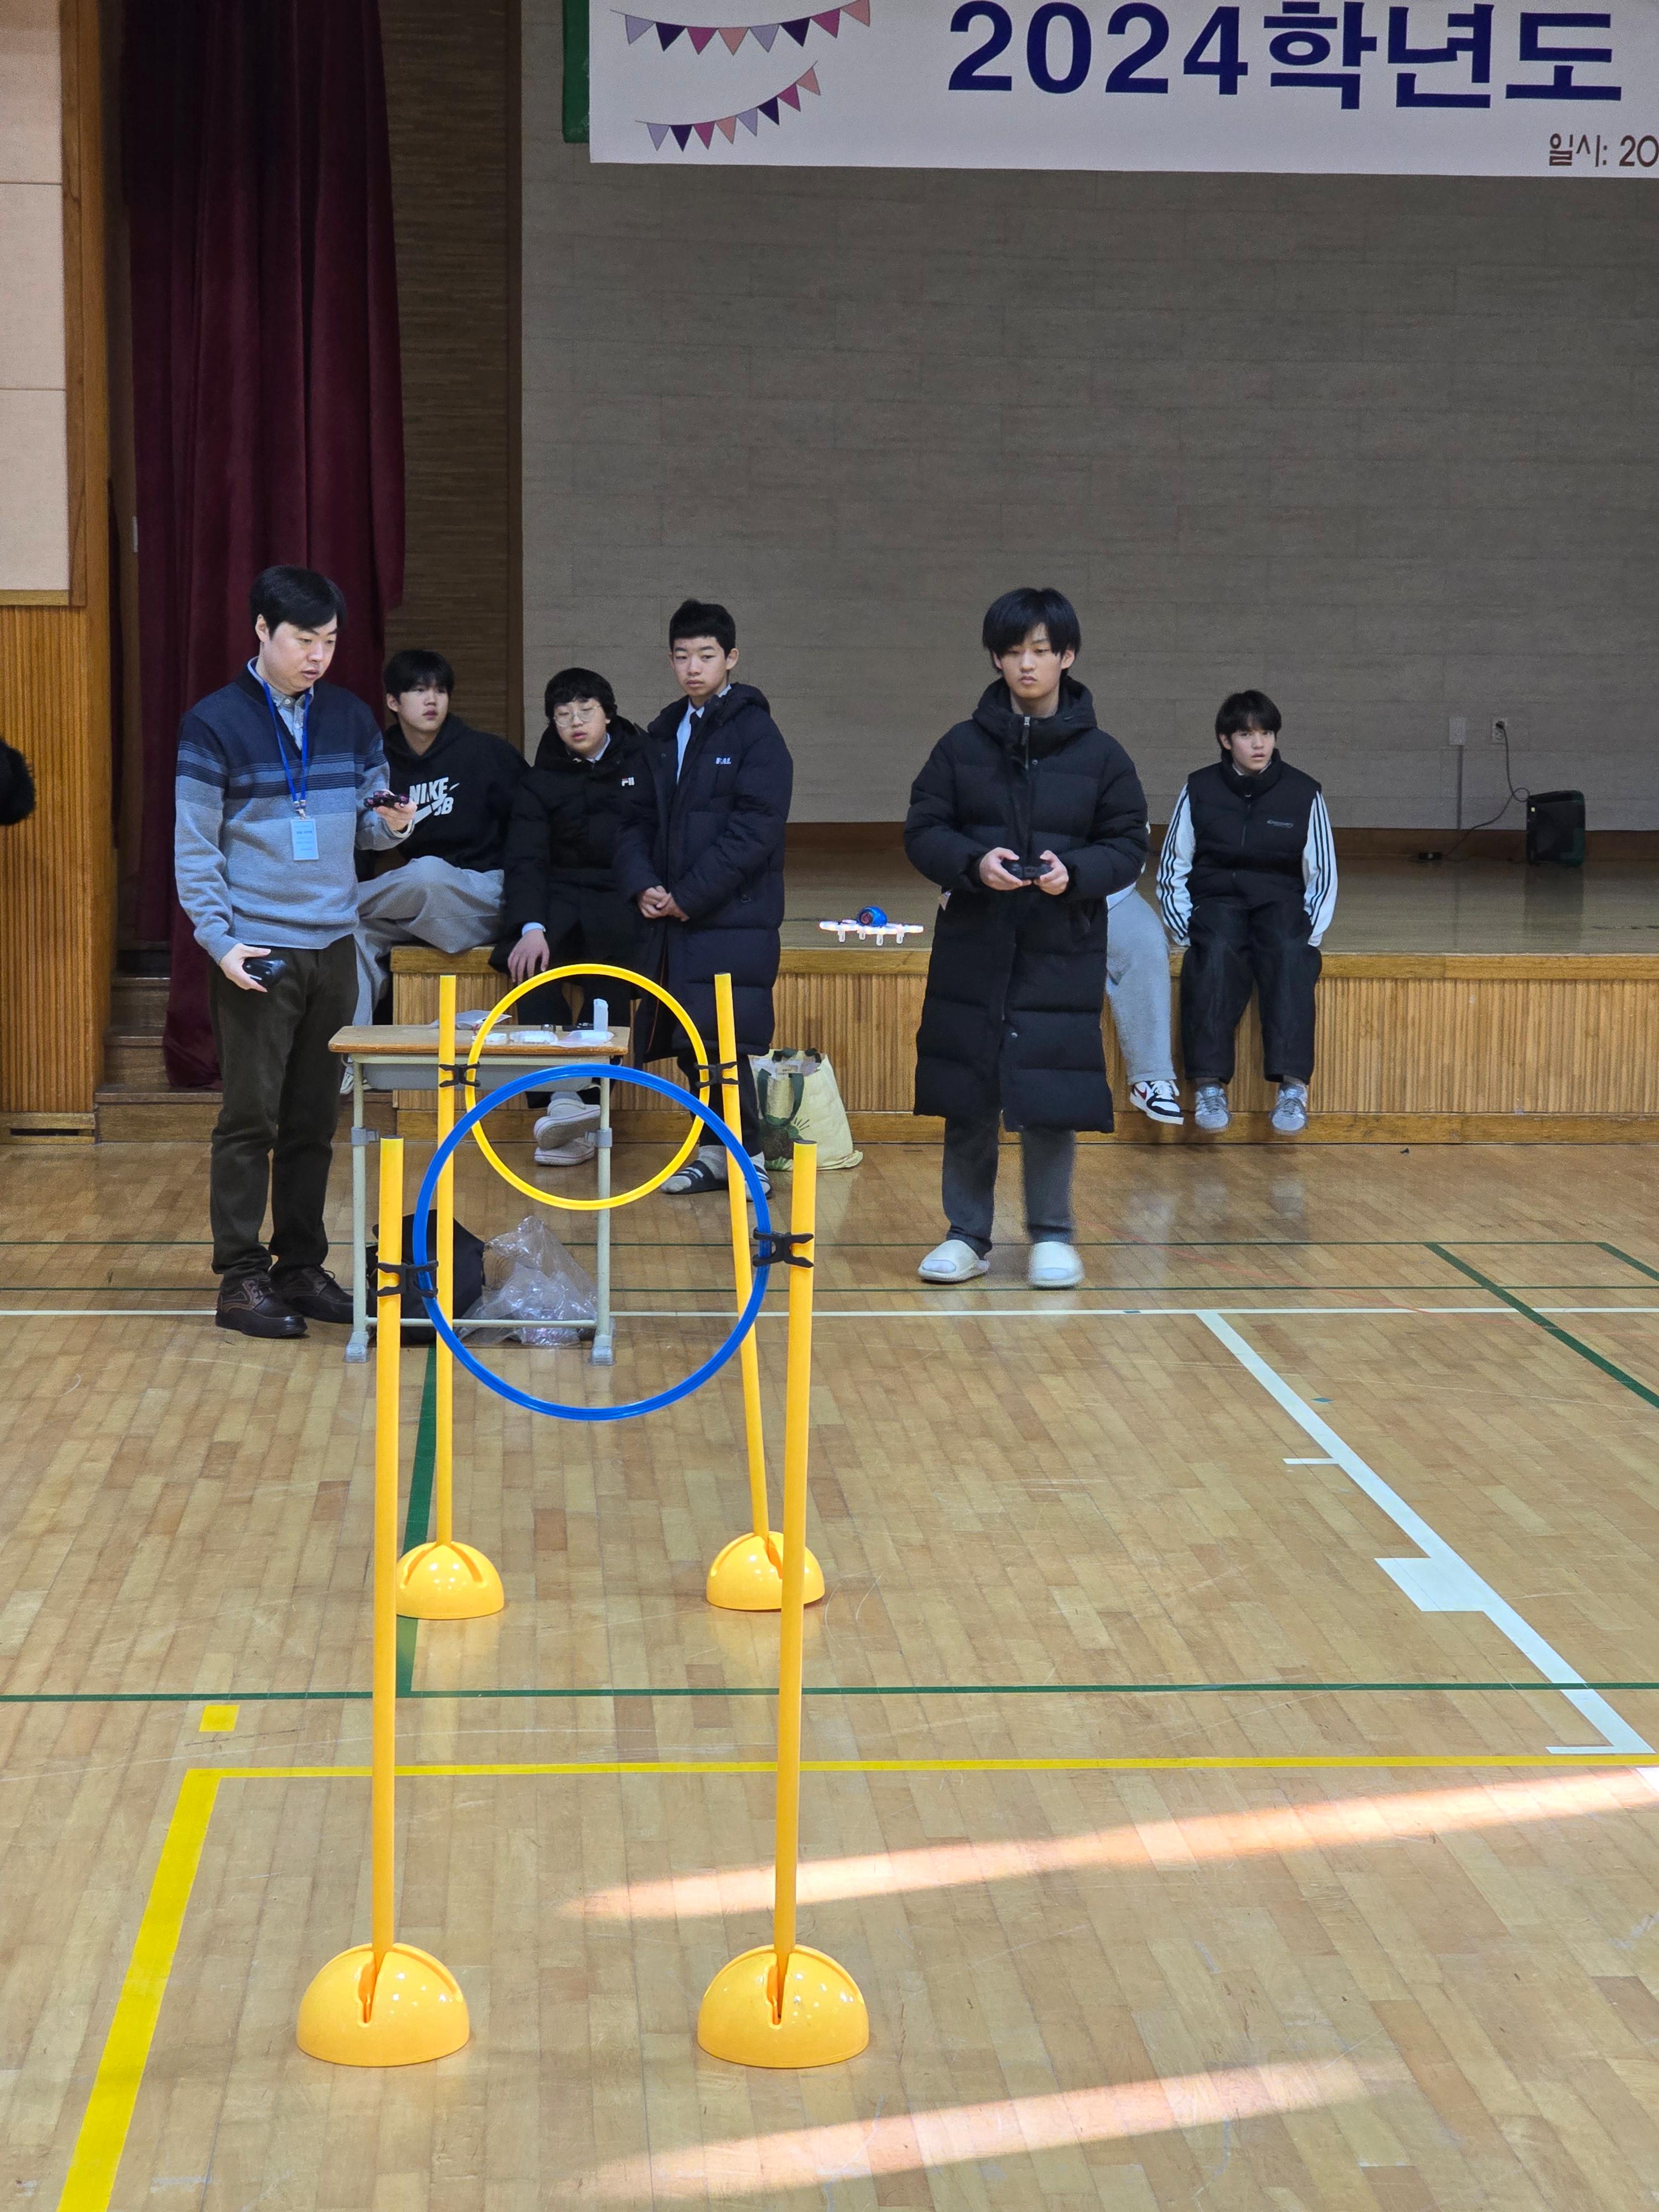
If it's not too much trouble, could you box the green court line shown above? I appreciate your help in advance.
[8,1679,1659,1705]
[1601,1243,1659,1285]
[394,1347,438,1698]
[13,1282,1658,1298]
[1428,1244,1659,1411]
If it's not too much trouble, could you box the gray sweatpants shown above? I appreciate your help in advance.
[353,855,504,1025]
[942,1119,1075,1259]
[1106,888,1177,1086]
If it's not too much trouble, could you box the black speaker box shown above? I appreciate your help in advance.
[1525,789,1585,867]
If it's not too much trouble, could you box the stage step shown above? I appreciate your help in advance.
[109,975,168,1029]
[102,1031,168,1087]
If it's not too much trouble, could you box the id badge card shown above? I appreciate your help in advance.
[290,815,319,862]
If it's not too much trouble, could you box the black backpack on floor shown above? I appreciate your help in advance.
[367,1211,487,1344]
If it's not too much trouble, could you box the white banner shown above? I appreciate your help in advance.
[588,0,1659,173]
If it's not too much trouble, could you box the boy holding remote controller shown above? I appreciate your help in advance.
[904,587,1148,1290]
[174,566,414,1339]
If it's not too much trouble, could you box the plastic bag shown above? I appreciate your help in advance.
[460,1215,597,1348]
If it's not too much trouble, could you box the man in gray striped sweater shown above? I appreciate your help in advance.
[174,567,415,1338]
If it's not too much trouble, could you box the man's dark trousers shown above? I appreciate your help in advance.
[207,940,355,1278]
[1181,881,1319,1084]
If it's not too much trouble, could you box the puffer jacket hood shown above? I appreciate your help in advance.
[971,675,1102,758]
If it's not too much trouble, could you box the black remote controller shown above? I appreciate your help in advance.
[1007,859,1050,883]
[244,956,287,985]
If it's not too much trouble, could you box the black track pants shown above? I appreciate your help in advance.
[1180,888,1320,1086]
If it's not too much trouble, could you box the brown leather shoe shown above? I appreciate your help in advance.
[271,1264,354,1325]
[217,1271,306,1339]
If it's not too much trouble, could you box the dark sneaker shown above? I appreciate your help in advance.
[271,1264,354,1324]
[217,1272,306,1339]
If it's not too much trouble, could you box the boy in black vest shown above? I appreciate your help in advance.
[613,598,791,1195]
[1157,691,1337,1134]
[492,666,651,1164]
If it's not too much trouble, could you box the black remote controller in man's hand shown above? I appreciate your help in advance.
[243,956,287,985]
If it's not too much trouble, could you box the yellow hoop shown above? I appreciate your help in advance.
[463,964,710,1211]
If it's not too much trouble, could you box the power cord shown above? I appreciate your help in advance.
[1430,721,1530,863]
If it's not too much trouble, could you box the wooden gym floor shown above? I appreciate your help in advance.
[7,1139,1659,2208]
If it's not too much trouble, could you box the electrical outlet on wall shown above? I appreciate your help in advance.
[1491,717,1509,744]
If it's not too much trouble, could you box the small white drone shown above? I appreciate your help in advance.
[819,909,923,946]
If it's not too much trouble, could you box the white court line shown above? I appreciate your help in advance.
[2,1303,1657,1323]
[1198,1309,1653,1760]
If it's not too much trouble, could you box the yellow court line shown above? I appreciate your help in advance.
[57,1748,1659,2212]
[223,1752,1659,1781]
[58,1770,220,2212]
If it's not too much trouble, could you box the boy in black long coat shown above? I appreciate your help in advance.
[612,598,792,1193]
[491,666,653,1163]
[905,587,1148,1289]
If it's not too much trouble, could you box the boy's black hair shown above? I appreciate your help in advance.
[668,598,737,655]
[384,648,455,698]
[250,565,346,634]
[544,665,618,722]
[982,586,1081,660]
[1215,689,1282,739]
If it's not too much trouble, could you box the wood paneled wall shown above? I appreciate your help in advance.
[390,949,1659,1143]
[380,0,517,741]
[0,0,113,1129]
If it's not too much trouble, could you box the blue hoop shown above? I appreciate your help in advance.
[410,1062,771,1423]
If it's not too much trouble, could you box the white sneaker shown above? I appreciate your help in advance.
[535,1130,597,1166]
[917,1238,989,1285]
[1193,1084,1231,1133]
[1271,1083,1310,1134]
[1028,1240,1084,1290]
[1130,1079,1184,1126]
[534,1098,599,1146]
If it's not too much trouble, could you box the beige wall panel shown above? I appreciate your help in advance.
[0,385,69,591]
[0,0,60,182]
[0,180,66,383]
[521,0,1659,830]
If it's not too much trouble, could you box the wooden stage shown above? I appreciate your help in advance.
[391,935,1659,1146]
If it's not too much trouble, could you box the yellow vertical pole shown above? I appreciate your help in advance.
[770,1142,816,1996]
[696,1136,865,2066]
[295,1124,468,2061]
[371,1138,403,1974]
[716,972,771,1547]
[434,975,456,1549]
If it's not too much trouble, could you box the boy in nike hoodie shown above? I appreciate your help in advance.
[490,666,653,1164]
[351,649,527,1022]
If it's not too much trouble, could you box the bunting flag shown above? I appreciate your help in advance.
[644,64,821,149]
[621,3,869,56]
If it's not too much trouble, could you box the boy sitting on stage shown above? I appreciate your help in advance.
[1157,690,1337,1134]
[352,649,525,1024]
[493,666,651,1165]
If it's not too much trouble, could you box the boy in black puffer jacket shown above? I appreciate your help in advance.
[905,587,1149,1291]
[1156,690,1337,1136]
[613,598,791,1196]
[492,666,653,1164]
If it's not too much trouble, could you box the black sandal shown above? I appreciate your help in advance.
[664,1159,727,1194]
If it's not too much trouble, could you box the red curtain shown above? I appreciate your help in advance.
[124,1,404,1087]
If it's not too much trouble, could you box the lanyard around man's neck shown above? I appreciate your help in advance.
[259,676,311,816]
